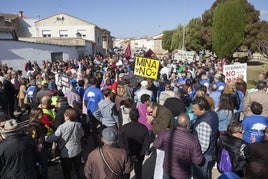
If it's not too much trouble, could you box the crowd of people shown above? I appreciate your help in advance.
[0,53,268,179]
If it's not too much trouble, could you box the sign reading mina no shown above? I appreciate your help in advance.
[134,57,160,79]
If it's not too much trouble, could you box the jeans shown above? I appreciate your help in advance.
[193,154,215,179]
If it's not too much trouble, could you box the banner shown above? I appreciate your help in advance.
[134,57,160,79]
[173,50,196,62]
[223,63,247,82]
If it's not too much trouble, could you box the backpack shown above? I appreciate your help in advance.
[218,149,232,173]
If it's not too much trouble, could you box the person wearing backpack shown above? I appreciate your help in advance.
[217,121,247,177]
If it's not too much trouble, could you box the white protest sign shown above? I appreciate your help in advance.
[223,63,247,82]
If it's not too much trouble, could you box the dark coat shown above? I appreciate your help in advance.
[218,132,247,177]
[119,121,150,157]
[0,134,38,179]
[54,102,72,129]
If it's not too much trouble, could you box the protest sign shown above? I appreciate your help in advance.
[223,63,247,82]
[134,57,160,79]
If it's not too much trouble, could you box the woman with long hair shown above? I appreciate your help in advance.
[217,93,234,134]
[28,107,48,179]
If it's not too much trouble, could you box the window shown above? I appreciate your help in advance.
[103,36,107,41]
[42,30,51,37]
[77,30,86,37]
[59,30,68,38]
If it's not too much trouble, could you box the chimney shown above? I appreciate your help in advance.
[19,11,23,18]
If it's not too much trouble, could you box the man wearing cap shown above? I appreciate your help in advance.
[0,119,38,178]
[84,127,133,178]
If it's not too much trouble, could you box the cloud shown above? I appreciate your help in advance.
[260,10,268,15]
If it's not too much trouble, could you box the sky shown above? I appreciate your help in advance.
[1,0,268,38]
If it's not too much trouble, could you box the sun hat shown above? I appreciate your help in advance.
[0,119,21,133]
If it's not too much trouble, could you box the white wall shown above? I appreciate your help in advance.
[0,40,79,76]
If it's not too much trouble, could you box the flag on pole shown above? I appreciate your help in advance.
[124,42,131,60]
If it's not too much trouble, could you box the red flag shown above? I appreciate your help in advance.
[145,48,157,58]
[124,42,131,60]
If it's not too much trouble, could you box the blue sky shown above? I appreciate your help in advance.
[1,0,268,38]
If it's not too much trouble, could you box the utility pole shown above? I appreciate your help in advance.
[182,0,186,50]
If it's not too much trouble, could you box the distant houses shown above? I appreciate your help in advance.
[0,11,166,72]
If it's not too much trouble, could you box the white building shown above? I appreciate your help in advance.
[114,34,168,57]
[19,12,104,54]
[0,11,115,74]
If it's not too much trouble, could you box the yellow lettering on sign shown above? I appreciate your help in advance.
[134,57,160,79]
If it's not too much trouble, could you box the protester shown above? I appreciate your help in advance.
[0,119,38,178]
[84,76,103,117]
[146,101,174,179]
[191,97,219,179]
[46,108,84,179]
[154,113,204,178]
[118,98,135,128]
[94,88,119,129]
[119,109,150,179]
[242,80,268,117]
[134,80,154,106]
[136,94,153,156]
[242,101,268,143]
[39,96,55,134]
[2,73,16,118]
[28,108,49,179]
[84,127,133,179]
[36,80,51,105]
[217,122,247,177]
[244,126,268,165]
[217,93,234,133]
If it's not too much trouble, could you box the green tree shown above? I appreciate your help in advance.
[256,21,268,56]
[200,1,219,50]
[171,25,184,50]
[185,17,202,51]
[212,0,246,58]
[162,30,174,52]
